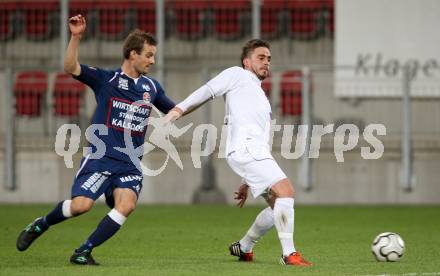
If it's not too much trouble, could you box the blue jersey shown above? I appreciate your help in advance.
[74,64,175,166]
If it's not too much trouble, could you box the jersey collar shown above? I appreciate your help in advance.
[119,69,142,84]
[244,69,262,84]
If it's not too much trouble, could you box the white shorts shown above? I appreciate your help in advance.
[226,146,287,198]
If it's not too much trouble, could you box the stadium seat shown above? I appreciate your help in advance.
[260,0,285,40]
[0,1,20,41]
[261,76,272,99]
[286,0,322,40]
[171,0,209,40]
[14,71,48,117]
[21,0,59,41]
[96,0,133,40]
[69,0,96,40]
[53,73,86,117]
[322,0,334,36]
[133,0,156,35]
[280,70,304,116]
[212,0,251,40]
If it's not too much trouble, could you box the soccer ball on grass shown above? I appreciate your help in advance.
[371,232,405,262]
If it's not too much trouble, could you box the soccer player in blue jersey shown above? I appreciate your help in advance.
[16,14,175,265]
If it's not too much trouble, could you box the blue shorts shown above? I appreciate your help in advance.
[71,155,143,208]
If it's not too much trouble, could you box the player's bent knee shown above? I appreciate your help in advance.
[115,202,136,217]
[70,197,94,215]
[271,179,295,198]
[113,188,138,216]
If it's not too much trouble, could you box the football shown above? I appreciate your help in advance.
[371,232,405,262]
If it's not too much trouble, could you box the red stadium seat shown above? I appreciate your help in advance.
[286,0,322,40]
[260,0,285,40]
[69,0,95,39]
[322,0,334,36]
[96,0,133,40]
[14,71,48,117]
[280,70,303,116]
[133,0,156,34]
[171,0,209,40]
[261,76,272,99]
[212,0,251,40]
[20,0,59,41]
[0,1,20,41]
[53,73,86,117]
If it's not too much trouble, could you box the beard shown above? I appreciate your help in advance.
[252,64,269,80]
[257,69,269,80]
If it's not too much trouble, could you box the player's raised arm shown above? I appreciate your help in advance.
[64,14,86,76]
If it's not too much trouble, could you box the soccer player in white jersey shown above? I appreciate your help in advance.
[164,39,312,266]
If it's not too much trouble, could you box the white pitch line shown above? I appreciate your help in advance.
[358,272,440,276]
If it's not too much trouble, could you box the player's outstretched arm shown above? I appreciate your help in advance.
[64,14,86,76]
[164,84,215,124]
[164,107,183,123]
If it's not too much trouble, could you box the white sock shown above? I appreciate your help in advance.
[239,207,274,253]
[62,200,73,218]
[274,198,296,256]
[108,209,127,225]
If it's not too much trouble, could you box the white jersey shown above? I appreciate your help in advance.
[177,66,272,155]
[176,67,285,195]
[208,66,272,155]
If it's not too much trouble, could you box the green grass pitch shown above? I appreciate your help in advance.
[1,204,439,276]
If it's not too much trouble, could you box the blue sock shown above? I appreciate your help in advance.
[77,215,121,252]
[76,240,94,253]
[44,200,71,226]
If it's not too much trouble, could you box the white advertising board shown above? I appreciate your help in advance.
[335,0,440,97]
